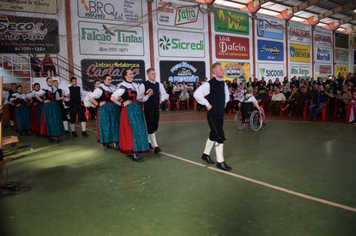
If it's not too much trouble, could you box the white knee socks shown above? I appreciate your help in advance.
[81,122,86,132]
[215,143,225,163]
[148,133,158,148]
[203,139,214,155]
[63,121,69,131]
[70,123,75,132]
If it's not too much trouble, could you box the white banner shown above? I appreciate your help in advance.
[78,0,142,22]
[290,64,311,79]
[314,28,332,47]
[335,49,350,64]
[79,21,144,56]
[257,63,285,82]
[315,65,332,79]
[158,29,205,58]
[156,0,204,29]
[289,22,311,44]
[315,47,331,62]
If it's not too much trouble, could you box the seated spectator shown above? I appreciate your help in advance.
[42,54,57,76]
[228,87,244,113]
[167,81,173,94]
[173,81,180,94]
[180,81,189,92]
[193,81,200,91]
[316,77,325,87]
[246,77,253,87]
[290,86,310,117]
[281,86,291,100]
[169,89,180,110]
[267,85,274,97]
[273,78,281,88]
[336,85,352,118]
[256,87,268,105]
[179,88,189,109]
[259,76,266,87]
[299,79,306,89]
[282,77,290,91]
[309,77,316,86]
[253,86,259,96]
[268,88,286,115]
[231,78,239,91]
[252,78,259,88]
[239,87,265,123]
[309,84,333,120]
[240,79,246,88]
[290,76,299,89]
[30,53,41,77]
[282,87,298,115]
[266,79,273,89]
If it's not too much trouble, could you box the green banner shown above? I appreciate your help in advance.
[214,9,249,35]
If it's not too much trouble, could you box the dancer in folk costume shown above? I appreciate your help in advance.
[54,80,70,134]
[346,91,356,124]
[137,68,169,153]
[65,77,88,137]
[194,62,232,171]
[26,83,44,134]
[9,85,31,135]
[111,68,151,162]
[35,77,65,141]
[89,74,121,148]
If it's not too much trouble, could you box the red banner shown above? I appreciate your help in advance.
[215,35,249,59]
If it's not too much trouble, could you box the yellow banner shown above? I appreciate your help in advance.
[290,43,310,63]
[219,62,250,82]
[335,66,349,77]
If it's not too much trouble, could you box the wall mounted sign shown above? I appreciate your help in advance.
[290,43,310,63]
[159,61,206,83]
[257,63,284,82]
[257,40,283,61]
[214,8,249,35]
[215,35,249,59]
[219,62,250,82]
[288,22,311,44]
[257,17,283,40]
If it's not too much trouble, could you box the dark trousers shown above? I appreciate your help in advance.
[207,115,225,144]
[170,99,177,110]
[44,65,57,76]
[9,104,15,121]
[268,101,282,114]
[70,104,86,123]
[336,100,346,114]
[290,102,305,116]
[144,107,160,134]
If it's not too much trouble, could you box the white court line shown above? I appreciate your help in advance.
[85,127,356,213]
[161,151,356,213]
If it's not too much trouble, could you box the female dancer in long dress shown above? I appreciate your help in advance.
[9,85,31,135]
[89,74,121,148]
[35,77,65,141]
[26,83,44,134]
[111,68,152,162]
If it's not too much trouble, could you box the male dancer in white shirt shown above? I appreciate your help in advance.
[194,63,231,171]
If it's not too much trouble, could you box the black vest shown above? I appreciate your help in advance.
[99,87,113,102]
[69,86,81,105]
[206,77,225,116]
[143,81,159,109]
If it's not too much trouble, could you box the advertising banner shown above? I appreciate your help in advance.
[0,15,59,54]
[156,1,204,29]
[290,64,311,79]
[0,0,57,14]
[257,17,283,40]
[257,63,284,82]
[214,8,249,35]
[158,29,205,58]
[78,21,144,56]
[314,28,332,47]
[315,65,332,79]
[335,66,349,78]
[315,47,331,62]
[289,22,311,44]
[335,49,349,64]
[81,59,146,90]
[335,33,349,49]
[290,43,310,63]
[257,40,283,61]
[219,62,250,82]
[78,0,142,22]
[215,35,249,59]
[159,61,205,83]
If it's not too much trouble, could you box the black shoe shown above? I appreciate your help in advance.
[105,143,111,149]
[216,162,232,171]
[72,131,78,137]
[11,126,14,130]
[65,130,70,135]
[19,132,23,136]
[82,131,88,136]
[132,155,145,162]
[149,143,153,149]
[154,147,161,154]
[55,137,60,142]
[201,153,215,164]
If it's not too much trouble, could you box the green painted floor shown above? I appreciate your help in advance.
[1,112,356,236]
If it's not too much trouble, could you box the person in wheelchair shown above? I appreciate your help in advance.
[238,87,266,124]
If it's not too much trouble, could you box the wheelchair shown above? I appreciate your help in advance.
[234,102,264,132]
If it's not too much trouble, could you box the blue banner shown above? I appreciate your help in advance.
[257,19,284,40]
[257,40,284,61]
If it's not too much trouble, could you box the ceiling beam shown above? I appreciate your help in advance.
[241,0,261,13]
[339,14,356,25]
[346,25,356,34]
[291,0,320,13]
[318,0,356,20]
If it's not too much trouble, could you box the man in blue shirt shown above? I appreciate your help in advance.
[30,53,41,77]
[309,84,333,121]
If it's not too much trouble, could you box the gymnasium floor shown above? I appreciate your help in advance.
[1,110,356,236]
